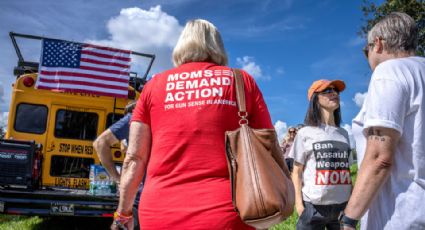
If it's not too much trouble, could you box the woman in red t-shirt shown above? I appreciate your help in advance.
[113,19,273,230]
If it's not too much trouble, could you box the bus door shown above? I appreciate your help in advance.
[43,105,105,189]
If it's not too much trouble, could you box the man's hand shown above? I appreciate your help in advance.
[120,139,128,153]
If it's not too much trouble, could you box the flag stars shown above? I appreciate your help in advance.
[41,39,82,68]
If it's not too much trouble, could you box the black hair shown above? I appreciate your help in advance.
[303,93,341,127]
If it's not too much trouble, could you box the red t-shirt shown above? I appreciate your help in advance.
[132,62,273,229]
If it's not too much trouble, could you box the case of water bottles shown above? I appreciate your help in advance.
[89,164,118,196]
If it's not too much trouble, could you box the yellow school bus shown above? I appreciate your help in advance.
[0,32,154,217]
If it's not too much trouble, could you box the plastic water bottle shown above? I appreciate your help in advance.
[96,181,103,196]
[101,181,107,196]
[89,181,95,194]
[103,181,109,196]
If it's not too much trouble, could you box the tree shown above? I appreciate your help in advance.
[0,126,4,139]
[360,0,425,56]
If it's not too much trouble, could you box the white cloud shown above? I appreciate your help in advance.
[340,101,345,107]
[276,67,285,76]
[274,120,288,143]
[353,92,367,107]
[86,5,183,75]
[236,56,269,80]
[342,123,356,149]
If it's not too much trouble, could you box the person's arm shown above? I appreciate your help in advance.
[120,139,128,153]
[93,129,121,183]
[342,126,400,229]
[117,121,151,216]
[292,162,305,216]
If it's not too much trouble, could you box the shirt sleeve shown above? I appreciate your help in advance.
[363,74,408,135]
[288,133,307,165]
[109,113,131,141]
[241,70,273,129]
[132,80,153,125]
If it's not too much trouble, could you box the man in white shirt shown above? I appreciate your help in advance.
[340,12,425,230]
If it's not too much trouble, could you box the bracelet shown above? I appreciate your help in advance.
[338,211,358,228]
[114,211,133,219]
[113,211,133,229]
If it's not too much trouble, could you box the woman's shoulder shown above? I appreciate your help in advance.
[335,127,350,139]
[295,126,320,139]
[297,126,316,134]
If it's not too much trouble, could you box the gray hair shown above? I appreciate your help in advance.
[368,12,418,54]
[172,19,228,67]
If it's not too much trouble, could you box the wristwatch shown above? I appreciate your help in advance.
[338,211,358,228]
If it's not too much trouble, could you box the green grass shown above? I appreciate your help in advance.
[350,163,358,185]
[269,212,299,230]
[0,215,111,230]
[0,215,43,230]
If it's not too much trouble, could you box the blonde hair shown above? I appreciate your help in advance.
[172,19,228,67]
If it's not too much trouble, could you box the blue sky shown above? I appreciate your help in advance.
[0,0,382,140]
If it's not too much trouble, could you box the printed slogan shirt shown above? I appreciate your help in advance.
[289,125,353,205]
[132,62,272,229]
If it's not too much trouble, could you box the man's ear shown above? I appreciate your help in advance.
[375,36,385,53]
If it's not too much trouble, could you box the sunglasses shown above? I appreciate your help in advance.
[319,88,339,95]
[288,129,296,133]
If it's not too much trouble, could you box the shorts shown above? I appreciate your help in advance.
[296,201,347,230]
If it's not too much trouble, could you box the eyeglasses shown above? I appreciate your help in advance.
[319,88,339,95]
[362,43,374,58]
[362,37,385,58]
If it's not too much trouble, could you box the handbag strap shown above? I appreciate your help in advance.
[232,69,248,125]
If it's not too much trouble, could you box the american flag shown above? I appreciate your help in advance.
[37,38,131,98]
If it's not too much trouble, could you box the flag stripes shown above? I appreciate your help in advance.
[37,38,132,98]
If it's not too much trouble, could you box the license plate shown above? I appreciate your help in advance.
[0,201,4,212]
[50,203,74,216]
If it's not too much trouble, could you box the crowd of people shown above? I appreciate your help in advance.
[94,12,424,230]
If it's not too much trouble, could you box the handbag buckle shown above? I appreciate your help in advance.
[238,111,248,125]
[238,111,248,118]
[239,118,249,125]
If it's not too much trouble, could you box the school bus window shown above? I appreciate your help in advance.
[54,110,98,140]
[14,103,48,134]
[106,113,124,129]
[50,155,93,178]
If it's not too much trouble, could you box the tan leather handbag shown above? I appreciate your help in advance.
[225,69,295,229]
